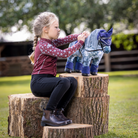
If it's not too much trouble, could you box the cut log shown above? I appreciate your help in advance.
[59,73,109,97]
[8,93,109,137]
[42,123,94,138]
[65,96,110,136]
[8,94,45,138]
[8,73,109,137]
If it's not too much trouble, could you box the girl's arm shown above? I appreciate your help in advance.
[39,40,84,58]
[52,34,79,47]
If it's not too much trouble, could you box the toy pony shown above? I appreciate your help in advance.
[64,28,113,76]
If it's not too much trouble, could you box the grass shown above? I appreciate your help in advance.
[0,70,138,138]
[0,75,31,138]
[95,75,138,138]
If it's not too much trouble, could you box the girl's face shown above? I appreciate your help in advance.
[46,19,60,40]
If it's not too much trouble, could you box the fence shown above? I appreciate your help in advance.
[109,50,138,71]
[0,50,138,76]
[0,56,33,76]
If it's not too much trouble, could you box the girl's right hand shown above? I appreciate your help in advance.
[77,33,87,42]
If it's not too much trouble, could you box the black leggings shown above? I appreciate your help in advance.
[30,74,77,110]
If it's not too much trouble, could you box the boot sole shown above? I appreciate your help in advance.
[68,120,72,124]
[41,121,68,127]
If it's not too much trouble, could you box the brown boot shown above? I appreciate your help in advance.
[41,109,68,126]
[55,108,72,124]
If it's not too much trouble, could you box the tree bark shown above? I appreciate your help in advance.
[64,96,109,136]
[8,73,109,137]
[8,94,46,138]
[42,124,93,138]
[59,73,109,98]
[59,73,110,136]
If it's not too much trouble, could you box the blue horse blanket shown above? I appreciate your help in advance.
[65,28,113,76]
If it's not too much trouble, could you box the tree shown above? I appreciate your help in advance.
[0,0,49,33]
[0,0,84,35]
[107,0,138,33]
[0,0,138,36]
[81,0,138,32]
[45,0,85,35]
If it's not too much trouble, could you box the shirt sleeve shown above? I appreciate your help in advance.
[39,40,84,58]
[52,34,79,47]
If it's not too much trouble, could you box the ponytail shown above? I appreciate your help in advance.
[29,36,39,65]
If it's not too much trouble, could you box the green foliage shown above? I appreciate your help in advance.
[136,35,138,42]
[0,0,138,35]
[112,33,137,50]
[47,0,85,35]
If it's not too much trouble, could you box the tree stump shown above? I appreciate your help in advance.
[8,73,109,138]
[60,73,109,136]
[42,124,93,138]
[8,94,46,138]
[59,73,109,98]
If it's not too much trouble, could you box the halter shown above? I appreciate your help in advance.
[85,36,111,52]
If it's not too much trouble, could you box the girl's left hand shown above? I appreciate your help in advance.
[82,31,90,38]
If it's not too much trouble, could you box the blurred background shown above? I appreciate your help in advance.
[0,1,138,138]
[0,0,138,76]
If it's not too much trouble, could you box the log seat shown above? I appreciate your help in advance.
[8,73,110,138]
[42,123,94,138]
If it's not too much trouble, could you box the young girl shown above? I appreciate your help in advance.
[29,11,89,127]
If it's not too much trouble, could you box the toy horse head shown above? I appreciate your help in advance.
[97,28,113,53]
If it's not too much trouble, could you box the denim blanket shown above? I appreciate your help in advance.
[65,28,113,76]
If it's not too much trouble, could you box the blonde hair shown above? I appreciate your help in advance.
[29,12,58,64]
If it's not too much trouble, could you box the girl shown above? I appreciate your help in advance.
[29,11,89,127]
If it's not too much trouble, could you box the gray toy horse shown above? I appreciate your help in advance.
[64,28,113,76]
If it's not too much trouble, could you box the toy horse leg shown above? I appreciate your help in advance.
[64,55,76,73]
[90,63,99,75]
[74,57,83,73]
[82,56,92,76]
[90,52,103,75]
[90,58,99,75]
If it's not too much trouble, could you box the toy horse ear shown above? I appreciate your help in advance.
[107,28,113,36]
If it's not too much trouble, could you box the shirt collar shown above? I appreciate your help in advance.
[40,38,53,44]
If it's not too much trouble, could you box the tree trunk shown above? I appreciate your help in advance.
[42,124,93,138]
[8,93,46,138]
[8,73,109,138]
[60,73,109,136]
[64,96,109,136]
[59,73,109,98]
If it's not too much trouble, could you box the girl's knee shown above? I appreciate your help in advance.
[60,78,71,88]
[67,77,77,86]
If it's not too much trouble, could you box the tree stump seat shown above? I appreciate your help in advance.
[8,73,110,138]
[42,123,93,138]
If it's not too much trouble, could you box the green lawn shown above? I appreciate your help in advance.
[0,71,138,138]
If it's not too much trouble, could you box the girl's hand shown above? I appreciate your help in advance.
[77,33,87,42]
[82,31,90,38]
